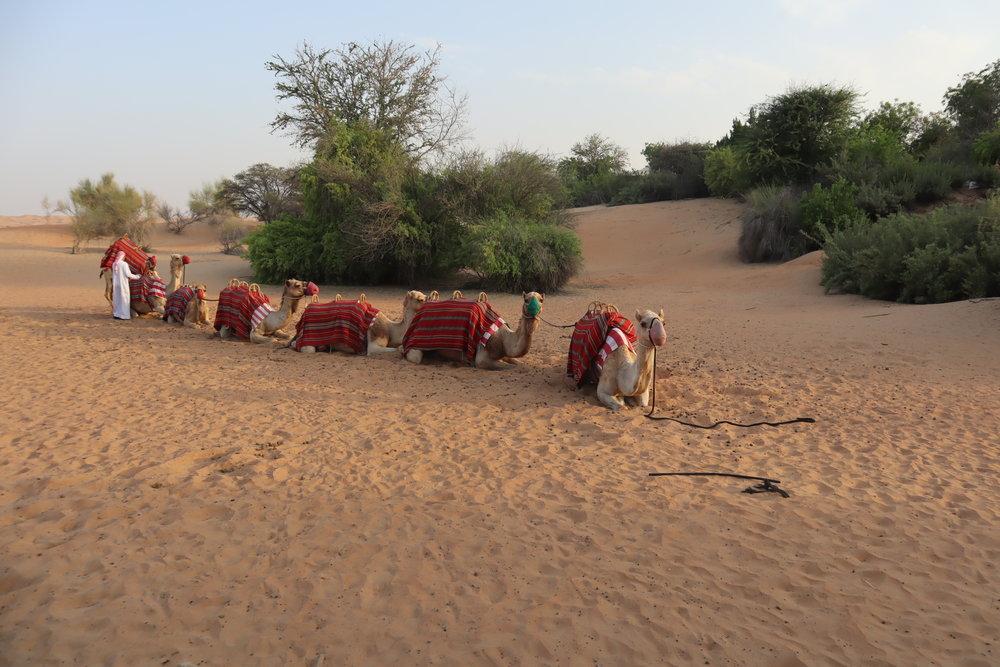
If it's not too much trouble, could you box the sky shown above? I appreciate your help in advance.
[1,0,998,215]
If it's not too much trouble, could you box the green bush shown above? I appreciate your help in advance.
[703,146,750,196]
[972,125,1000,166]
[466,213,582,292]
[738,185,803,262]
[798,178,864,245]
[821,195,1000,302]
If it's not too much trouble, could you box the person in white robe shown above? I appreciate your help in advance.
[111,250,140,320]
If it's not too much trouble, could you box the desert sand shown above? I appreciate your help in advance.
[0,200,997,665]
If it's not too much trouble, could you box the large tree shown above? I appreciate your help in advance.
[737,84,860,185]
[266,40,468,158]
[558,133,629,180]
[57,173,157,251]
[217,164,304,223]
[944,59,1000,139]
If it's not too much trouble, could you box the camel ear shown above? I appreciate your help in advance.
[540,293,544,302]
[635,309,642,321]
[659,309,665,320]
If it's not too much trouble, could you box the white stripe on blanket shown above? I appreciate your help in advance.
[479,317,506,347]
[596,327,634,370]
[250,303,276,331]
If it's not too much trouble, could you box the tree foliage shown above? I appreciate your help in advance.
[57,173,157,252]
[558,134,629,180]
[157,182,232,234]
[266,40,468,158]
[735,84,860,185]
[217,164,303,223]
[944,59,1000,139]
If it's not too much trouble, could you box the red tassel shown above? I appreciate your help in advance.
[182,255,191,265]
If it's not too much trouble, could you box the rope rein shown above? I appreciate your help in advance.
[643,332,815,429]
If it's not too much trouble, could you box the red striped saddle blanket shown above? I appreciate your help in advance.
[129,275,166,308]
[402,298,506,366]
[567,311,637,385]
[101,237,151,274]
[213,285,274,339]
[292,299,381,354]
[164,286,199,322]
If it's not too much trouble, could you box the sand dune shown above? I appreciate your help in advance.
[0,200,997,665]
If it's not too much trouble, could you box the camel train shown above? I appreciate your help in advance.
[99,238,664,409]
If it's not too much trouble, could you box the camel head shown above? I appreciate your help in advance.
[521,291,545,319]
[282,279,308,298]
[403,290,428,313]
[169,254,186,276]
[635,309,667,346]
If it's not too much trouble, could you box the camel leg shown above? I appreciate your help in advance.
[637,388,651,408]
[219,325,232,340]
[298,345,317,353]
[249,329,274,344]
[597,382,625,411]
[404,349,423,365]
[366,340,396,354]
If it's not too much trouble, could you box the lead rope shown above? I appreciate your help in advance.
[643,334,815,429]
[643,327,811,498]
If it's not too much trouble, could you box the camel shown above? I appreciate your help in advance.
[129,270,167,318]
[403,291,544,370]
[166,254,187,295]
[164,284,210,328]
[216,279,316,344]
[595,309,667,410]
[293,290,427,354]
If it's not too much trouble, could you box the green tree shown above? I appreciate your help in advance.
[973,123,1000,166]
[557,134,630,206]
[860,100,924,150]
[736,84,860,185]
[266,40,468,158]
[159,182,239,234]
[57,173,157,252]
[944,59,1000,139]
[558,134,629,180]
[217,164,303,223]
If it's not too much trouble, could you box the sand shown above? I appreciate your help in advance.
[0,200,997,665]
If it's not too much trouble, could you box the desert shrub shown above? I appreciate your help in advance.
[738,185,803,262]
[798,178,864,245]
[58,173,157,252]
[611,169,710,205]
[853,179,916,218]
[821,195,1000,302]
[244,217,330,283]
[910,160,959,202]
[972,124,1000,166]
[703,146,751,196]
[465,213,582,292]
[570,171,634,206]
[218,217,249,255]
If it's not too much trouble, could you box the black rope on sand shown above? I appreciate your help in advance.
[643,342,815,429]
[648,472,790,498]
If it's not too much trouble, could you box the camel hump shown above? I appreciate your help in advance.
[478,292,488,303]
[452,290,464,300]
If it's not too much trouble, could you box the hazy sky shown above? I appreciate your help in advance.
[1,0,998,215]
